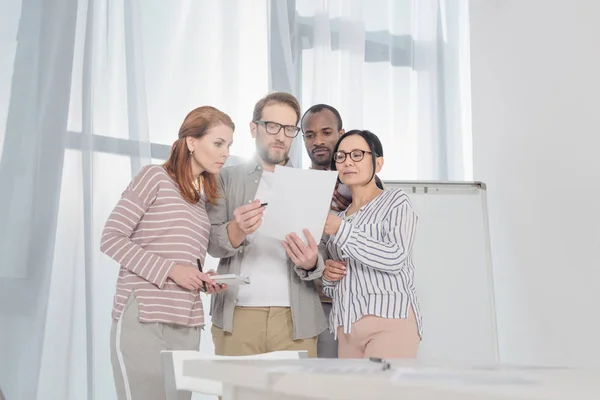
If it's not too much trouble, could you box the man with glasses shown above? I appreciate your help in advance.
[301,104,385,358]
[207,92,326,358]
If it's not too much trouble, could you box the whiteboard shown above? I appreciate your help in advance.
[384,181,499,365]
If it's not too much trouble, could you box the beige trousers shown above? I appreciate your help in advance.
[211,306,317,358]
[110,294,200,400]
[337,307,420,359]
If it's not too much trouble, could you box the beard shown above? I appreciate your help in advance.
[309,146,332,168]
[257,142,288,165]
[310,152,331,167]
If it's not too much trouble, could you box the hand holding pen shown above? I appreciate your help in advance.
[167,261,219,292]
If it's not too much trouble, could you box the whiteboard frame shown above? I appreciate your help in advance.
[383,180,499,363]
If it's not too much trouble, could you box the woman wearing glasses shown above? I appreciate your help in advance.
[322,130,423,359]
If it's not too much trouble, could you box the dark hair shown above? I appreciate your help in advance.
[163,106,235,205]
[252,92,302,124]
[300,104,343,132]
[331,130,384,186]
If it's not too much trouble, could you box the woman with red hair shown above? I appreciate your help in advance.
[101,106,234,400]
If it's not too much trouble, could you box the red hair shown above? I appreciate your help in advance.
[163,106,234,204]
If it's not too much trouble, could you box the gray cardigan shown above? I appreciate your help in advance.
[206,159,327,340]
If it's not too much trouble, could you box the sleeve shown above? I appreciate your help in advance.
[321,235,338,296]
[322,277,337,298]
[100,165,175,288]
[292,251,325,281]
[206,171,245,258]
[330,191,418,274]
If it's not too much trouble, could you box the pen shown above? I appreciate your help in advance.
[196,258,207,292]
[260,202,268,207]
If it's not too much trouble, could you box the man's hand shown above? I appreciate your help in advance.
[227,200,266,247]
[331,184,351,212]
[282,229,319,270]
[323,213,342,236]
[324,259,346,282]
[233,200,265,235]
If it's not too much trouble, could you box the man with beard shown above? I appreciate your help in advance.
[301,104,352,212]
[207,92,327,358]
[301,104,349,358]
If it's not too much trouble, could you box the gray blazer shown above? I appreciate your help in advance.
[206,159,327,340]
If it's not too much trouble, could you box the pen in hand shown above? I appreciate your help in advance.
[196,258,207,293]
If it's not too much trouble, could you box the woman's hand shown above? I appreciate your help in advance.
[324,213,343,236]
[168,264,225,293]
[168,264,211,291]
[324,259,346,282]
[205,270,227,294]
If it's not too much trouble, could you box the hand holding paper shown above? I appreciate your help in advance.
[282,229,319,270]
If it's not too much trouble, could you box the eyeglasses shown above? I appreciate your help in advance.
[333,149,373,163]
[254,120,301,138]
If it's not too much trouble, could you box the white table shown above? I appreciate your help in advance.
[182,358,600,400]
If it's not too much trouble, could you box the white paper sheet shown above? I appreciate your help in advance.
[259,166,339,244]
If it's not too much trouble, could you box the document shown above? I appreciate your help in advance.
[259,166,338,245]
[390,368,537,386]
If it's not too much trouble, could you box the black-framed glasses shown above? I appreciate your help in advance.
[333,149,373,163]
[254,120,301,138]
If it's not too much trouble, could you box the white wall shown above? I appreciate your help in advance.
[470,0,600,367]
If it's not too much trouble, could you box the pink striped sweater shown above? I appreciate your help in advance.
[100,164,208,327]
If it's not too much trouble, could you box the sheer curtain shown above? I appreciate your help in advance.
[0,0,268,399]
[0,1,471,399]
[274,0,473,181]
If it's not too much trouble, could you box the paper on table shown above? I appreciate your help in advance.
[390,368,537,386]
[265,359,387,374]
[259,166,338,244]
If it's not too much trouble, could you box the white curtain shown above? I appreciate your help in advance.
[0,0,471,399]
[274,0,472,181]
[0,0,268,399]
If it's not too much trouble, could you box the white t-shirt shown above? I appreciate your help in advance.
[236,171,291,307]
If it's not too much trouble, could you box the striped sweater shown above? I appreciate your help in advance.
[100,164,209,327]
[323,188,423,337]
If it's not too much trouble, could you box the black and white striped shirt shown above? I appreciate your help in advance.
[323,188,423,337]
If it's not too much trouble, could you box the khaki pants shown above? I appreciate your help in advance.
[110,294,201,400]
[337,307,420,359]
[211,307,317,358]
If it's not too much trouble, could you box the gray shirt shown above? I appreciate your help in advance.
[206,159,327,340]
